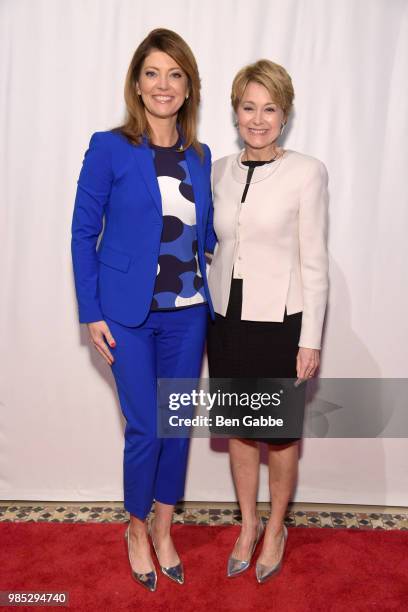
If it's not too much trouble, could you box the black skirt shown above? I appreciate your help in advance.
[207,279,305,444]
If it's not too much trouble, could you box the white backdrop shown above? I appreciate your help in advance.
[1,0,407,505]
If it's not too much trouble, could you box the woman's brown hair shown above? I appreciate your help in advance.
[114,28,202,157]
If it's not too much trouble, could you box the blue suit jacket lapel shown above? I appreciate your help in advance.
[132,139,162,217]
[185,146,204,229]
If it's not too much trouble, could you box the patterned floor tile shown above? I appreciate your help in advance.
[0,503,407,530]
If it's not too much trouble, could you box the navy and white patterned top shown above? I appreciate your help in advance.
[149,137,207,310]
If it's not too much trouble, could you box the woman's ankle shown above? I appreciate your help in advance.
[240,512,259,530]
[151,520,171,539]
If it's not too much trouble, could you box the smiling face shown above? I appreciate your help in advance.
[136,49,189,122]
[236,80,286,155]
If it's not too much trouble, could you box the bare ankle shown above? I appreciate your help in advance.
[241,514,260,530]
[151,518,171,539]
[265,521,284,536]
[129,521,147,538]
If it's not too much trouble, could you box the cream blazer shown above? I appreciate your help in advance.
[207,149,329,350]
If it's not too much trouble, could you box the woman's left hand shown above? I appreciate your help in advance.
[296,347,320,380]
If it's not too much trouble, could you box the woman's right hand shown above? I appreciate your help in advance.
[87,321,116,365]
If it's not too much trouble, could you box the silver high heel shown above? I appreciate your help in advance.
[149,519,184,585]
[227,516,265,577]
[256,523,288,583]
[124,525,157,592]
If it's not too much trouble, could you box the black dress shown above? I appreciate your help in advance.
[207,159,305,445]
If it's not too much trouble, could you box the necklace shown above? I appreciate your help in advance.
[242,147,283,163]
[232,148,289,185]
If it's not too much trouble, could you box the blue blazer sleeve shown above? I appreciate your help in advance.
[203,144,217,254]
[71,132,113,323]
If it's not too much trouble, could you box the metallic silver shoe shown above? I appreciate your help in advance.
[227,516,265,578]
[256,523,288,583]
[149,519,184,585]
[124,525,157,592]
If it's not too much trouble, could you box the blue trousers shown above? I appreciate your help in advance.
[106,304,208,520]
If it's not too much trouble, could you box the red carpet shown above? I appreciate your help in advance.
[1,523,407,611]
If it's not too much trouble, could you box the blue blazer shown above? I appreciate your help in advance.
[71,130,217,326]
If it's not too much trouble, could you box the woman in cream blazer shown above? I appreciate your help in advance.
[206,59,329,583]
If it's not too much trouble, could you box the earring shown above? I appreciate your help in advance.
[185,94,189,100]
[280,122,286,134]
[233,118,239,128]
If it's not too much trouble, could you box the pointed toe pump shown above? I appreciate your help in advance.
[256,523,288,584]
[227,516,265,578]
[149,520,184,585]
[124,525,157,592]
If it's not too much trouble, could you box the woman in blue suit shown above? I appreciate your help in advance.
[71,29,216,591]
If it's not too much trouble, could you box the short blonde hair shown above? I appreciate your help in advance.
[231,59,294,118]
